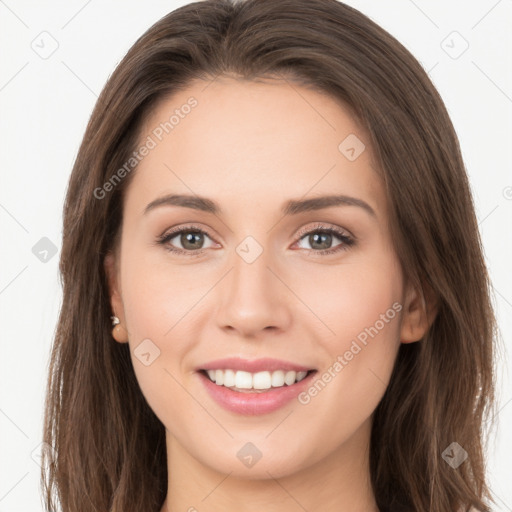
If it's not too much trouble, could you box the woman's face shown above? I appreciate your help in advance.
[105,76,422,480]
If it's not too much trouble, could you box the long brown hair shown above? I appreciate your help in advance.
[41,1,499,510]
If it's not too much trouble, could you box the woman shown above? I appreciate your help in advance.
[41,1,498,511]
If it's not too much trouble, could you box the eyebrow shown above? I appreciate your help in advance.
[143,193,376,218]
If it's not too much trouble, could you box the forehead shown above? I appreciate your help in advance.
[126,76,385,220]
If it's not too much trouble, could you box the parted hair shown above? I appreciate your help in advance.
[41,1,498,511]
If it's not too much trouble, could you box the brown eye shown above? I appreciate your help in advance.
[295,225,355,255]
[156,225,216,255]
[177,231,206,250]
[306,232,334,251]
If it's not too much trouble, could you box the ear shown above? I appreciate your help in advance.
[104,250,128,343]
[400,278,439,343]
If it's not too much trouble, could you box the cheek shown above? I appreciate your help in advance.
[117,252,196,416]
[293,251,403,405]
[119,243,204,347]
[117,237,230,418]
[292,250,403,348]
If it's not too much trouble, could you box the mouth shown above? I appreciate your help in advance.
[197,366,318,415]
[198,368,317,393]
[195,357,318,414]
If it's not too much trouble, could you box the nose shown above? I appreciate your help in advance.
[215,244,292,338]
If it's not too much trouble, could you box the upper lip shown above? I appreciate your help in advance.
[197,357,315,373]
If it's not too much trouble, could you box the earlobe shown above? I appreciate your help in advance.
[111,316,129,343]
[400,279,439,344]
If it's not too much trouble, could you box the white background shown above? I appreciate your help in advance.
[0,1,511,510]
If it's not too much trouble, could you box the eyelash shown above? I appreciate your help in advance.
[155,223,355,258]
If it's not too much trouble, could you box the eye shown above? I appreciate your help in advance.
[294,223,355,256]
[155,223,355,257]
[155,224,216,256]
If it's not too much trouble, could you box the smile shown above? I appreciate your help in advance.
[197,363,317,415]
[201,368,312,392]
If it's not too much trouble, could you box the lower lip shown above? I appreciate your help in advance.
[197,370,316,415]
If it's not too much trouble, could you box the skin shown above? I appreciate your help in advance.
[104,75,433,512]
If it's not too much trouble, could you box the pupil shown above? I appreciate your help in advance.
[182,232,203,250]
[310,233,331,250]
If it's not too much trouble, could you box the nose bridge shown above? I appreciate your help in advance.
[216,235,291,333]
[234,237,271,290]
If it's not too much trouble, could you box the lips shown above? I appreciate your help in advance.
[197,357,315,373]
[197,368,317,415]
[196,357,317,416]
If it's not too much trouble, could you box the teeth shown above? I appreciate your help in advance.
[204,369,309,390]
[223,369,236,387]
